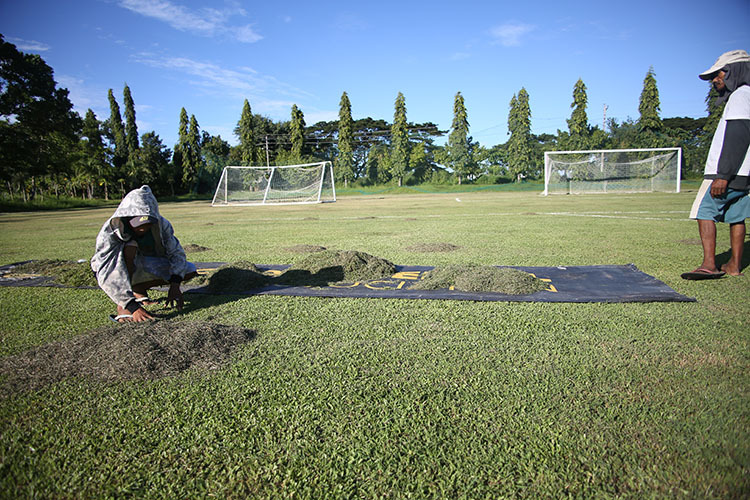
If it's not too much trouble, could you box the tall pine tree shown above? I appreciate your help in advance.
[566,78,590,150]
[235,99,255,165]
[390,92,409,186]
[106,88,127,177]
[123,84,139,157]
[172,107,189,193]
[506,88,533,182]
[336,91,355,187]
[447,91,472,184]
[182,114,201,192]
[290,104,306,162]
[638,66,662,132]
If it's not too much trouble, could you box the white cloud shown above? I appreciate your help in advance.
[7,37,50,52]
[132,53,314,106]
[119,0,262,43]
[490,22,535,47]
[232,24,263,43]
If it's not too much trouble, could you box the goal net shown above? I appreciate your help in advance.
[212,162,336,206]
[543,148,681,195]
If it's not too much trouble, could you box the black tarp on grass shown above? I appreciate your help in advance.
[187,263,695,303]
[0,262,695,303]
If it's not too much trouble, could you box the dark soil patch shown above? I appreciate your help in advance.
[282,250,396,284]
[283,244,327,254]
[183,244,211,253]
[7,259,97,287]
[406,242,461,253]
[411,265,548,295]
[0,321,255,396]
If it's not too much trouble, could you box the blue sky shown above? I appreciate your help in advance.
[2,0,749,149]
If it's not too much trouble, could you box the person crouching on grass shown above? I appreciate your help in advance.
[91,185,197,322]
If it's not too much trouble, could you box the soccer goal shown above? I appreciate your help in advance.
[212,161,336,206]
[543,148,682,195]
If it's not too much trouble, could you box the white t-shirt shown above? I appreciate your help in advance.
[704,84,750,178]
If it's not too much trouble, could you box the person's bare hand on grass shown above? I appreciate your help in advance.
[166,283,184,310]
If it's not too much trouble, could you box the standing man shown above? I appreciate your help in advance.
[682,50,750,280]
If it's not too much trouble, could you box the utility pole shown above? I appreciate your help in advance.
[603,104,608,131]
[265,135,270,167]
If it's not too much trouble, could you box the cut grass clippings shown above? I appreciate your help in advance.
[192,261,270,293]
[194,250,398,292]
[283,250,397,284]
[411,264,548,295]
[5,259,97,287]
[0,320,255,396]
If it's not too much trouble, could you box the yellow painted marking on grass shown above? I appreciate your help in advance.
[364,280,401,290]
[329,282,361,288]
[392,271,422,280]
[528,273,558,293]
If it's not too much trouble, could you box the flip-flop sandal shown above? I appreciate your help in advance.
[680,268,726,280]
[109,314,133,323]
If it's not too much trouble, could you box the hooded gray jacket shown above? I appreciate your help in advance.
[90,186,190,309]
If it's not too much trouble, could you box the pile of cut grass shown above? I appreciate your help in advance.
[191,251,397,291]
[193,261,270,293]
[411,264,548,295]
[284,250,396,284]
[0,320,255,396]
[5,259,97,287]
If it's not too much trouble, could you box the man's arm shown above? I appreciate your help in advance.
[712,119,750,196]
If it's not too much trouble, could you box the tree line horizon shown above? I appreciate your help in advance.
[1,34,720,202]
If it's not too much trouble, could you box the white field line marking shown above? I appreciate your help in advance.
[542,212,689,221]
[207,210,693,223]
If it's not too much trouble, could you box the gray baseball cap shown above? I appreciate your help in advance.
[699,49,750,80]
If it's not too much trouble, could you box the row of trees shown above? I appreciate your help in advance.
[1,34,721,202]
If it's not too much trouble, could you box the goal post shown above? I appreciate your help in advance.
[543,147,682,195]
[211,161,336,206]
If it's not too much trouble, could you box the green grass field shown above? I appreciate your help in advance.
[0,189,748,498]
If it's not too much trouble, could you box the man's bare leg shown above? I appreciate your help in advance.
[697,219,721,272]
[721,222,746,276]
